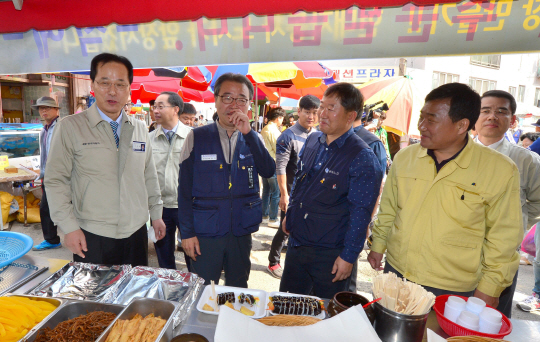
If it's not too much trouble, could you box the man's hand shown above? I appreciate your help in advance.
[281,217,289,234]
[65,229,87,259]
[182,237,201,261]
[367,251,384,271]
[229,110,251,135]
[332,256,353,282]
[279,194,289,212]
[151,219,166,241]
[473,289,499,308]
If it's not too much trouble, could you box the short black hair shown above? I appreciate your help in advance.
[90,53,134,84]
[182,103,197,115]
[324,82,364,114]
[299,95,320,111]
[149,99,155,106]
[425,83,480,131]
[214,73,254,100]
[267,107,286,121]
[481,90,517,115]
[160,91,184,114]
[212,111,218,121]
[521,132,540,142]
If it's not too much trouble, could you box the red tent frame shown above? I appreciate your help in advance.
[0,0,462,34]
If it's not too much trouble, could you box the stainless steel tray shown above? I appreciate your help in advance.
[3,294,64,342]
[23,300,125,342]
[97,297,180,342]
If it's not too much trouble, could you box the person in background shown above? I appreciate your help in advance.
[373,111,391,167]
[180,103,197,128]
[46,52,165,266]
[368,83,522,308]
[353,110,387,172]
[260,107,285,228]
[521,132,540,149]
[198,114,206,126]
[475,90,540,317]
[148,99,157,132]
[288,115,296,128]
[267,95,319,278]
[178,73,275,287]
[149,91,192,270]
[32,96,62,251]
[280,83,383,298]
[124,100,134,114]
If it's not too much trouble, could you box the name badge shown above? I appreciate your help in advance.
[247,166,254,189]
[202,154,217,161]
[133,141,146,152]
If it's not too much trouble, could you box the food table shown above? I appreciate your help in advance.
[0,166,40,228]
[5,254,69,295]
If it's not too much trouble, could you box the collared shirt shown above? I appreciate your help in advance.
[427,137,468,172]
[475,135,505,149]
[161,121,179,135]
[290,127,382,263]
[261,121,282,160]
[372,141,522,297]
[39,116,59,180]
[97,106,123,137]
[275,121,312,185]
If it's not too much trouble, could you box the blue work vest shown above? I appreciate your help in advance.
[191,124,262,237]
[286,132,369,249]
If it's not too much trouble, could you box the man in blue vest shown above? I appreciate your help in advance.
[280,83,384,298]
[178,73,275,287]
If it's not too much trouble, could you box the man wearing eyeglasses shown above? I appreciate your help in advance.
[475,90,540,317]
[45,53,165,267]
[178,73,275,287]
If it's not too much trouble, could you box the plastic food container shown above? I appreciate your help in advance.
[97,297,179,342]
[23,300,124,342]
[196,284,268,319]
[433,295,512,339]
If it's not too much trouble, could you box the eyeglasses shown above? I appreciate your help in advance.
[217,95,249,106]
[480,108,511,116]
[151,105,176,110]
[95,81,130,91]
[124,102,134,107]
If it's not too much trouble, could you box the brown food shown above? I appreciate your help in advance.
[34,310,117,342]
[4,167,18,173]
[105,313,167,342]
[256,315,321,326]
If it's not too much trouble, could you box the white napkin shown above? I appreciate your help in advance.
[426,328,447,342]
[147,225,157,243]
[214,305,382,342]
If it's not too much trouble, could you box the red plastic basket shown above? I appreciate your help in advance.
[433,295,512,339]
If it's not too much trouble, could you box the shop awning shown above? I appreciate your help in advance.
[0,0,461,34]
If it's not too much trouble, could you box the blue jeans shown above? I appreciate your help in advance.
[261,174,280,221]
[534,225,540,296]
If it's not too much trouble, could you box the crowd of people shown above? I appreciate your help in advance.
[29,52,540,317]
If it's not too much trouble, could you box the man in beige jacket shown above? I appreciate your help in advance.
[45,53,165,266]
[149,91,192,270]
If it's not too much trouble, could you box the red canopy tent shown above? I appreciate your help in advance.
[0,0,462,33]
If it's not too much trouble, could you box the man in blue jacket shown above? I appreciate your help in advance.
[280,83,384,298]
[178,73,275,287]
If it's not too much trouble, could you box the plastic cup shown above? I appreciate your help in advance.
[447,296,467,310]
[479,307,503,334]
[465,297,486,316]
[444,301,463,323]
[456,310,480,331]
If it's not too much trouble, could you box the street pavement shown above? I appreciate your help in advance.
[9,220,540,322]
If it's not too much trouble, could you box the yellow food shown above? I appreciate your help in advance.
[0,296,57,342]
[240,306,255,316]
[225,301,235,310]
[202,303,214,311]
[105,313,166,342]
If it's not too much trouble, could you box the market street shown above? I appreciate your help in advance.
[11,220,540,322]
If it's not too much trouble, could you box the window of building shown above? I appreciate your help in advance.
[509,86,516,98]
[470,55,501,68]
[518,85,526,102]
[432,72,459,89]
[535,88,540,107]
[469,77,496,95]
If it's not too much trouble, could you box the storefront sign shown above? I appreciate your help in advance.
[334,67,397,82]
[0,0,534,74]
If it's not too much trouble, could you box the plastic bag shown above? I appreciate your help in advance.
[0,191,15,225]
[522,225,536,257]
[17,207,41,223]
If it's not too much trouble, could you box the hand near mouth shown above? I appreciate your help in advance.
[228,110,251,135]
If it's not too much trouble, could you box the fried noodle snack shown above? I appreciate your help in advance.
[34,311,117,342]
[105,313,167,342]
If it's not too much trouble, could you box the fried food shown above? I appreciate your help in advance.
[34,310,117,342]
[105,313,167,342]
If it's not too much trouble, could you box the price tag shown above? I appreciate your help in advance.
[0,156,8,170]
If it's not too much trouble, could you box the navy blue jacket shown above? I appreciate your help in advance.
[178,124,275,239]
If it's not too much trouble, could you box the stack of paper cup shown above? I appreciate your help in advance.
[444,296,466,323]
[456,310,480,331]
[479,307,503,334]
[465,297,486,316]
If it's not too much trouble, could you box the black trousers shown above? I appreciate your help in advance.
[190,233,252,287]
[154,208,191,271]
[384,262,475,297]
[268,210,288,266]
[496,269,518,318]
[74,225,148,267]
[40,185,60,245]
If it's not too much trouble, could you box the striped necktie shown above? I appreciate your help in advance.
[110,121,119,148]
[166,131,174,144]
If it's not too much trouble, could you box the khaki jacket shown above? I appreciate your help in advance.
[372,140,522,297]
[45,104,163,239]
[149,123,191,208]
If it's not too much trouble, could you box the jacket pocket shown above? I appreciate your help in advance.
[240,198,263,229]
[193,206,219,235]
[385,212,404,258]
[446,184,486,229]
[438,237,481,274]
[195,162,226,193]
[305,211,340,244]
[72,177,90,213]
